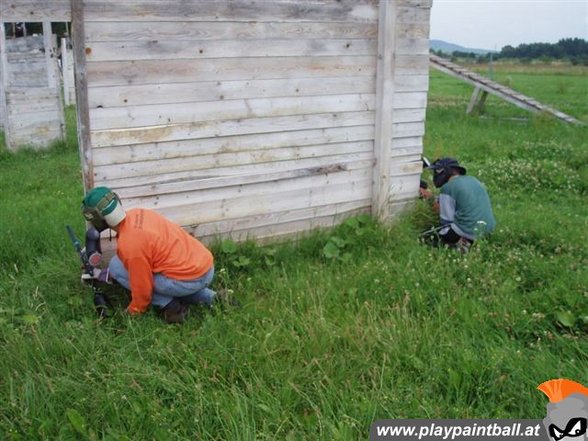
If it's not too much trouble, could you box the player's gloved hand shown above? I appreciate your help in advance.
[81,268,112,284]
[419,187,433,200]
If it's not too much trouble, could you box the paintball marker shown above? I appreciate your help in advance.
[66,225,110,318]
[420,156,431,190]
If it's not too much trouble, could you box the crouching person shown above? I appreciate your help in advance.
[424,158,496,252]
[81,186,218,323]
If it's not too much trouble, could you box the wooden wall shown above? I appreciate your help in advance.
[74,0,432,242]
[0,0,431,242]
[0,25,64,150]
[378,0,431,218]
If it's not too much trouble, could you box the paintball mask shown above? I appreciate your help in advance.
[81,187,126,232]
[428,157,467,188]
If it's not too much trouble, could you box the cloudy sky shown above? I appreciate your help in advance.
[430,0,588,51]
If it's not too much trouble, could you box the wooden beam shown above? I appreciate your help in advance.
[430,54,583,125]
[62,37,71,105]
[0,1,71,22]
[71,0,93,189]
[43,21,65,141]
[0,22,11,148]
[371,0,397,221]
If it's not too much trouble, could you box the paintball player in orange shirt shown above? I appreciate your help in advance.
[81,186,220,323]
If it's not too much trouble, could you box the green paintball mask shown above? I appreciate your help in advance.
[81,187,126,232]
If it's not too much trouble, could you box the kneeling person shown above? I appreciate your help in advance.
[81,186,216,323]
[427,158,496,250]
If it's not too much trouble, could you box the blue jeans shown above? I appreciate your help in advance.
[108,256,216,308]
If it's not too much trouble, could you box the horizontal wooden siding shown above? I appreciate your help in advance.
[85,0,381,241]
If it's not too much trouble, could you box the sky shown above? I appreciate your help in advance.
[429,0,588,51]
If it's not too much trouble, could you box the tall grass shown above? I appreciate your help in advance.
[0,70,587,440]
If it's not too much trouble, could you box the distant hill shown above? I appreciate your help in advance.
[430,39,496,55]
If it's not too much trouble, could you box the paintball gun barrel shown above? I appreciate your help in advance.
[66,225,110,318]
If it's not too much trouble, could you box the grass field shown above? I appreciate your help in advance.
[0,64,587,440]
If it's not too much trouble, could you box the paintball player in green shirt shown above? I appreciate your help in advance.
[423,157,496,252]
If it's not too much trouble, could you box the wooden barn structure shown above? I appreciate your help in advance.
[0,23,64,150]
[2,0,433,242]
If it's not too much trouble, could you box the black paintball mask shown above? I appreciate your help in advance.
[428,157,467,188]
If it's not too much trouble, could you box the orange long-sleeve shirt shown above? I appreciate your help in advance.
[116,208,213,314]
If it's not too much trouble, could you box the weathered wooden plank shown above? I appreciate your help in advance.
[82,1,378,23]
[195,204,372,243]
[392,107,426,123]
[72,0,94,189]
[62,37,76,105]
[42,22,57,89]
[91,110,375,147]
[394,74,429,92]
[372,0,396,221]
[389,158,423,176]
[8,111,63,129]
[89,94,376,131]
[392,91,428,109]
[391,136,424,151]
[94,140,374,181]
[391,121,425,139]
[389,146,423,160]
[189,199,370,242]
[92,125,375,165]
[397,4,432,24]
[0,23,10,142]
[395,37,430,55]
[394,54,430,73]
[86,56,376,87]
[388,173,422,201]
[397,0,433,7]
[85,21,378,42]
[116,158,373,199]
[6,87,61,100]
[6,129,63,149]
[85,38,377,62]
[0,1,71,22]
[5,34,44,52]
[7,100,60,113]
[119,166,372,211]
[88,78,427,111]
[89,76,376,108]
[96,153,374,188]
[397,21,430,39]
[6,68,48,87]
[44,22,64,135]
[154,175,373,227]
[0,22,8,133]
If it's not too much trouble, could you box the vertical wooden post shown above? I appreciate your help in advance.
[62,37,70,105]
[372,0,397,221]
[0,22,10,146]
[467,86,488,115]
[43,21,65,140]
[42,21,57,89]
[71,0,94,190]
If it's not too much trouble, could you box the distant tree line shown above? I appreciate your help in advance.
[432,38,588,66]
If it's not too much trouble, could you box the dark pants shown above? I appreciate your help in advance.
[422,225,473,252]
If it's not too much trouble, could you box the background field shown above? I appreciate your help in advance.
[0,63,587,440]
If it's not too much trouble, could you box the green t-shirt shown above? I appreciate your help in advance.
[439,175,496,239]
